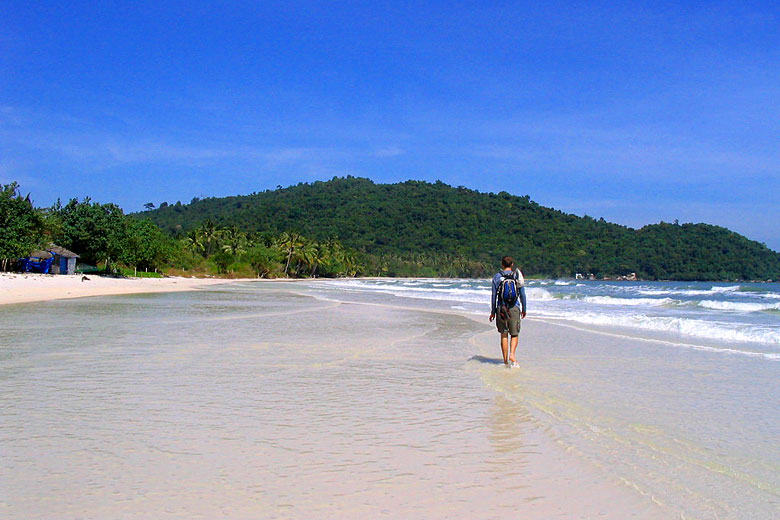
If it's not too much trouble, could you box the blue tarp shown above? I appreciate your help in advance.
[19,251,55,274]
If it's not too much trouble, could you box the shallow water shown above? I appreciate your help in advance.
[304,279,780,518]
[481,321,780,519]
[1,285,634,519]
[1,281,777,518]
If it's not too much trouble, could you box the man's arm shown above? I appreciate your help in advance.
[489,275,498,320]
[519,286,527,318]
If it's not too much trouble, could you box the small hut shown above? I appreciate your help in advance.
[24,245,80,275]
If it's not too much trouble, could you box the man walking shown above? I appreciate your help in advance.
[489,256,527,366]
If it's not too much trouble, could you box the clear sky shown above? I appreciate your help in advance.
[2,1,779,249]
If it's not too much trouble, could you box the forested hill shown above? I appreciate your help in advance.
[142,177,780,280]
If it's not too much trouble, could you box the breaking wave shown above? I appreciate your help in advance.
[546,312,780,347]
[698,300,780,313]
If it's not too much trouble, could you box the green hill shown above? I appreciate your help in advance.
[142,177,780,280]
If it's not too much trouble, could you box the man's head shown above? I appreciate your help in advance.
[501,256,514,269]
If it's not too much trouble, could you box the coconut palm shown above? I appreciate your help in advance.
[295,240,328,277]
[198,219,220,257]
[276,231,303,276]
[221,226,248,257]
[184,229,205,256]
[307,241,328,277]
[342,251,359,277]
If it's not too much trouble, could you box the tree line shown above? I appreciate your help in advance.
[5,178,780,280]
[0,182,359,278]
[144,176,780,281]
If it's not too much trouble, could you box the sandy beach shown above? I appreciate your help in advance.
[2,278,777,519]
[0,272,244,306]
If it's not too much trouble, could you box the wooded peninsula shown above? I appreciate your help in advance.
[3,177,779,280]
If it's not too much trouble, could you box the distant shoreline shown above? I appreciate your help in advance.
[0,273,251,306]
[2,273,773,307]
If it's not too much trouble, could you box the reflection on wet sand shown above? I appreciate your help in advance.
[488,395,534,457]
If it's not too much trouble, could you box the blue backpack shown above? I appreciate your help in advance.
[497,272,519,309]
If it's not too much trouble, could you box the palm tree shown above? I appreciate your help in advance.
[290,239,312,277]
[199,219,220,257]
[342,251,359,277]
[184,229,205,256]
[308,241,328,277]
[276,231,303,277]
[295,240,328,277]
[221,226,247,257]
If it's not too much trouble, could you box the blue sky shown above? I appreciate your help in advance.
[2,1,779,249]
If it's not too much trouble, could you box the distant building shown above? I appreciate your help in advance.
[24,245,80,275]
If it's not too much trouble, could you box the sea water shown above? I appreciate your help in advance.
[1,279,778,519]
[309,278,780,518]
[314,278,780,357]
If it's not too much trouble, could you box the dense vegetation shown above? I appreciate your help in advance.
[0,183,45,271]
[143,177,780,280]
[0,182,357,278]
[3,178,779,280]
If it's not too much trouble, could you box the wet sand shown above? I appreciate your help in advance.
[0,281,679,519]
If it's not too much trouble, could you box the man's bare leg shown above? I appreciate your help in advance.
[500,332,509,364]
[508,335,519,364]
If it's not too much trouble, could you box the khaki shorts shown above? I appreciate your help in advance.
[496,306,521,337]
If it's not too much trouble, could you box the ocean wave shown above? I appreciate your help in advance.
[525,288,556,301]
[546,312,780,346]
[636,286,742,297]
[582,296,677,307]
[698,300,780,313]
[711,285,741,293]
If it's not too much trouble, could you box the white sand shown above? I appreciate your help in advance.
[0,272,245,305]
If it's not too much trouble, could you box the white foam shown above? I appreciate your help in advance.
[582,296,676,307]
[636,289,704,297]
[525,287,556,301]
[548,311,780,346]
[699,300,780,313]
[536,317,780,361]
[711,285,741,293]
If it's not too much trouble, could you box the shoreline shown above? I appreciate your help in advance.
[0,272,252,306]
[3,273,771,309]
